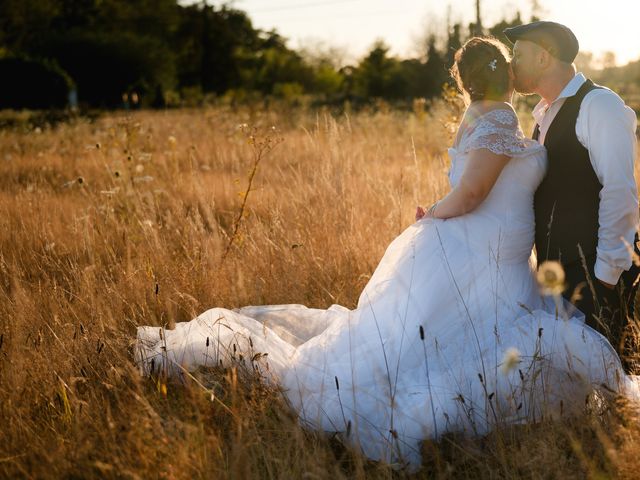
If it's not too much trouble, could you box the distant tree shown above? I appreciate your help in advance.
[473,0,483,36]
[529,0,547,22]
[298,41,347,98]
[445,24,463,68]
[488,13,523,48]
[311,62,344,98]
[35,30,175,107]
[0,0,179,107]
[0,55,73,109]
[353,40,405,99]
[423,35,449,97]
[237,30,314,96]
[0,0,60,53]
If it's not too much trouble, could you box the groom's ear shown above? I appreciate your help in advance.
[537,48,553,69]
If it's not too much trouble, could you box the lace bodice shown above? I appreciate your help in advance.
[457,108,530,156]
[448,107,546,188]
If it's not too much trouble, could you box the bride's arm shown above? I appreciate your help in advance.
[431,148,510,219]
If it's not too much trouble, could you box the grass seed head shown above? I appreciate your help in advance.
[536,260,566,296]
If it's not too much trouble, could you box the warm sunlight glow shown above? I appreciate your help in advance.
[221,0,640,66]
[547,0,640,66]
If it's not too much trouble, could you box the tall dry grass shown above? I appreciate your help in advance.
[1,100,640,479]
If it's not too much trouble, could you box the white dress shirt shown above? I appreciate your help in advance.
[532,72,639,285]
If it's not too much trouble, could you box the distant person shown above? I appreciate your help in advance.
[135,36,640,471]
[68,88,78,110]
[122,92,130,110]
[504,21,640,365]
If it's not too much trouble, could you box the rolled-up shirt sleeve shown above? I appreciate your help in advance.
[579,90,639,285]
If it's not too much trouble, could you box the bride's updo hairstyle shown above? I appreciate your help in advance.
[450,37,511,103]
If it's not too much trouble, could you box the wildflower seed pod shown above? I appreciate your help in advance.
[536,261,566,296]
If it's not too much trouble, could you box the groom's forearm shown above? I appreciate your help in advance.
[594,180,638,285]
[581,91,639,286]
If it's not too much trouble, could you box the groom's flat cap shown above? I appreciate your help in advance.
[503,21,579,63]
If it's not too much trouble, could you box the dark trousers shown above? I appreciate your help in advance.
[563,255,640,372]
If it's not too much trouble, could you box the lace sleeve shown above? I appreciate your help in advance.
[461,109,530,157]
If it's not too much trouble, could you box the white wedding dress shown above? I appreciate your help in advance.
[136,108,638,470]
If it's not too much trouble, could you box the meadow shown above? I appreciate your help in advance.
[2,99,640,479]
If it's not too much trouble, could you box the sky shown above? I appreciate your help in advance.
[188,0,640,66]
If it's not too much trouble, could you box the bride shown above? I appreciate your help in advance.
[136,37,637,470]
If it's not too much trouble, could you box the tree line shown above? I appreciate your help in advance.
[0,1,637,111]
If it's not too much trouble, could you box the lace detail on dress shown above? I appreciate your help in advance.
[460,108,530,157]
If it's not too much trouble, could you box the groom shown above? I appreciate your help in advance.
[504,21,640,366]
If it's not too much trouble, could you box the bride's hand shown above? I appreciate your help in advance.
[415,206,426,221]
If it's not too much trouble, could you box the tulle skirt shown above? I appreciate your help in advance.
[136,217,637,470]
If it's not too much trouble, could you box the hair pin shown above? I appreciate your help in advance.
[488,59,498,71]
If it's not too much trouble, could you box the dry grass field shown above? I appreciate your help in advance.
[2,100,640,479]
